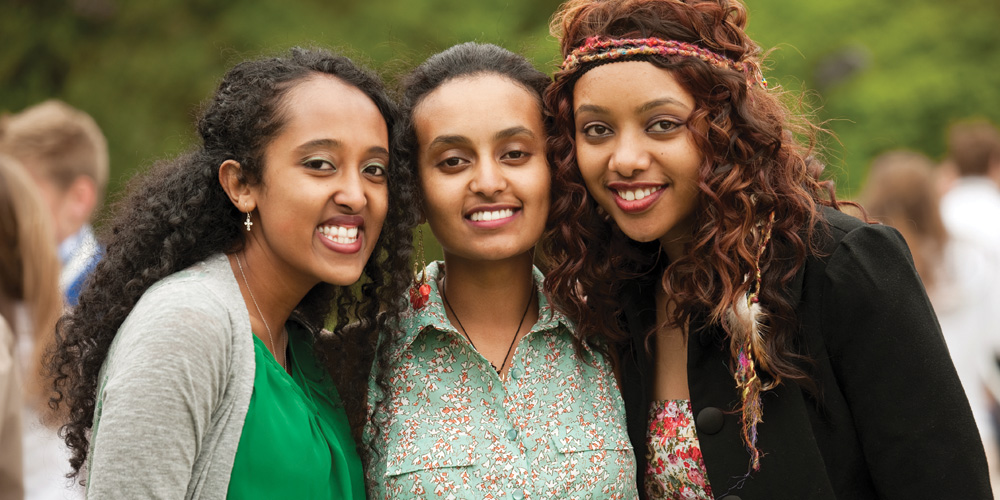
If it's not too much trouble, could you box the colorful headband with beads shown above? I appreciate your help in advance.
[560,36,767,89]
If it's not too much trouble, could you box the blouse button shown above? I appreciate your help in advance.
[512,489,525,499]
[696,406,725,435]
[509,367,522,379]
[506,428,519,441]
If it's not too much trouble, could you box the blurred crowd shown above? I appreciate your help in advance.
[1,100,104,499]
[858,120,1000,492]
[1,100,1000,497]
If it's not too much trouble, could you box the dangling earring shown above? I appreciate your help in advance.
[409,225,431,309]
[243,202,253,232]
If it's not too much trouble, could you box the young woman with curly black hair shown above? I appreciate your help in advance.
[47,47,417,498]
[364,42,638,499]
[543,0,991,498]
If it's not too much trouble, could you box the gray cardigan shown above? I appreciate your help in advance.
[87,254,255,499]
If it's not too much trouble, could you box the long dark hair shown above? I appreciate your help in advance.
[364,41,549,491]
[47,47,418,479]
[543,0,852,389]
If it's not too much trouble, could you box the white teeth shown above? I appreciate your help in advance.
[318,225,359,244]
[616,186,661,201]
[470,208,514,222]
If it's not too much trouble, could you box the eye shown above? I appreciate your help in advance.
[362,161,387,178]
[501,150,532,164]
[437,156,470,169]
[647,119,682,133]
[303,157,336,171]
[582,123,612,138]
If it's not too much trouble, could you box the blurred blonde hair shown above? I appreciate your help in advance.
[859,150,948,289]
[0,100,109,198]
[0,154,62,415]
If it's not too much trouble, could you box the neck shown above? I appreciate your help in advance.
[228,240,315,345]
[439,251,539,376]
[440,251,536,316]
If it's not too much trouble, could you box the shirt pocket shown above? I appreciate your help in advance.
[384,416,479,478]
[549,409,633,455]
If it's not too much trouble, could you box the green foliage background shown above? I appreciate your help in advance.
[3,0,999,229]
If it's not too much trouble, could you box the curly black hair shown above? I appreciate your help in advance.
[363,41,550,494]
[47,47,418,480]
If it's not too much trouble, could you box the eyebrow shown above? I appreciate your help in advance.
[575,98,690,116]
[494,126,536,141]
[294,139,340,154]
[426,134,472,150]
[295,139,388,158]
[637,98,690,114]
[575,103,609,116]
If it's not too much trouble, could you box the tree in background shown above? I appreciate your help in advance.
[3,0,998,202]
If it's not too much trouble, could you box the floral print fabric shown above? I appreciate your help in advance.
[645,399,713,500]
[366,261,638,500]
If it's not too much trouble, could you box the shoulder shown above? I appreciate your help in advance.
[110,254,248,368]
[811,206,909,263]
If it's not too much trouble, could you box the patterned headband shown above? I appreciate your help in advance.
[560,36,767,89]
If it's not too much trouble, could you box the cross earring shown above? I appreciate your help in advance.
[243,202,253,232]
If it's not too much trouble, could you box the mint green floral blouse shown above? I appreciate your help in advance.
[366,262,638,500]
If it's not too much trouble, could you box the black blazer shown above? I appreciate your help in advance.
[619,208,992,499]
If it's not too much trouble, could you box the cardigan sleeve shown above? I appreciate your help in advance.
[822,222,992,498]
[85,282,233,499]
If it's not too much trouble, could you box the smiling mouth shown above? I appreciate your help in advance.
[615,186,663,201]
[318,224,359,244]
[468,208,515,222]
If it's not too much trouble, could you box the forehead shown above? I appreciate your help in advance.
[572,61,694,112]
[413,74,544,137]
[274,75,387,142]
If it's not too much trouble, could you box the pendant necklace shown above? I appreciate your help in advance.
[441,276,533,376]
[235,253,287,371]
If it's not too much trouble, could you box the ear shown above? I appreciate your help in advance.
[218,160,256,213]
[66,176,98,221]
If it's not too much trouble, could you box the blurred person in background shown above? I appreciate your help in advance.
[0,100,107,308]
[940,119,1000,463]
[0,101,100,500]
[859,150,998,474]
[0,154,63,500]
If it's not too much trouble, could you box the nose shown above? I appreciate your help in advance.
[332,170,367,213]
[608,132,651,178]
[469,159,508,197]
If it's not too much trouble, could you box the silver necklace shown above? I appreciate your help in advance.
[234,253,286,371]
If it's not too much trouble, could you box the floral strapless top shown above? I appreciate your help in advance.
[645,399,713,500]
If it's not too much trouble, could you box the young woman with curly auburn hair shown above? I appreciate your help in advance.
[46,47,417,498]
[543,0,991,498]
[364,42,637,499]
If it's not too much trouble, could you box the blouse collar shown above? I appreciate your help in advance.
[392,260,577,362]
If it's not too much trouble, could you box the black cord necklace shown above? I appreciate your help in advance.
[441,276,533,375]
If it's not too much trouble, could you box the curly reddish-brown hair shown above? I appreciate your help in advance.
[542,0,852,388]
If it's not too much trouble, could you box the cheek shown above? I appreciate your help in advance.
[369,185,390,226]
[574,144,604,185]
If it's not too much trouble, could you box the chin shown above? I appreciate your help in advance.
[611,222,661,243]
[319,265,366,287]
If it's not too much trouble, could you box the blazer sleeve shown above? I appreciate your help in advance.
[822,222,992,498]
[85,284,233,499]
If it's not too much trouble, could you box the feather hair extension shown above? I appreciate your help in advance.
[726,211,776,474]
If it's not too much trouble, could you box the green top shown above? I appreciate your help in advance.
[227,323,364,499]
